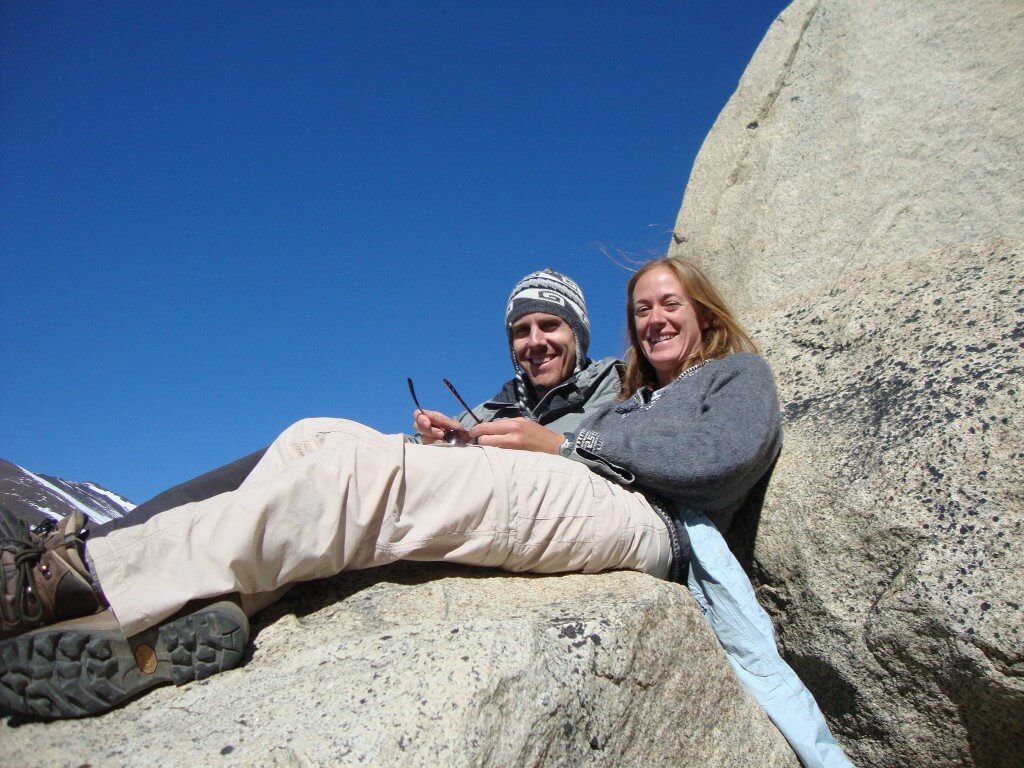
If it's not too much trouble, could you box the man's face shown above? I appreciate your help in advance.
[511,312,577,397]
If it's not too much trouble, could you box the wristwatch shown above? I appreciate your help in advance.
[558,432,575,458]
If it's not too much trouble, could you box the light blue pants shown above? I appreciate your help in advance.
[684,511,853,768]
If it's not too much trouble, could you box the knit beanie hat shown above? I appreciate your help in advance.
[504,268,591,411]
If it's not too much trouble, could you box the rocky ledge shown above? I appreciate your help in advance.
[3,565,796,767]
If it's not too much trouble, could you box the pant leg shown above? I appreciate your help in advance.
[683,511,853,768]
[93,447,268,536]
[87,418,670,636]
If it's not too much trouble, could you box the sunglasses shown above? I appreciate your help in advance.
[407,378,482,445]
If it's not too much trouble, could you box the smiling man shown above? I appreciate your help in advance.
[0,268,629,717]
[412,268,623,453]
[91,269,622,536]
[512,311,577,397]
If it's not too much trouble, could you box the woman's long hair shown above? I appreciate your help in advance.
[620,257,758,399]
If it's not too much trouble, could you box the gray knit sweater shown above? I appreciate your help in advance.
[569,353,783,576]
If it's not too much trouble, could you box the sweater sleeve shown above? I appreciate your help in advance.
[573,354,782,515]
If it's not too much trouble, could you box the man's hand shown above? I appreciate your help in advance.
[470,418,564,454]
[412,409,470,445]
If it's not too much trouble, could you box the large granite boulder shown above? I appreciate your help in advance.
[752,241,1023,767]
[3,565,797,767]
[670,0,1024,320]
[668,0,1024,765]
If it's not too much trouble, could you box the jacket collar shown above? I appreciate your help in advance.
[480,356,622,419]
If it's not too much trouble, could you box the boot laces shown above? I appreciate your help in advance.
[0,515,88,627]
[1,518,47,626]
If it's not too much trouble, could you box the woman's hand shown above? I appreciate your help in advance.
[413,409,470,445]
[470,418,564,454]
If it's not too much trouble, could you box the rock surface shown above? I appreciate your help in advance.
[669,0,1024,321]
[668,1,1023,765]
[752,241,1023,768]
[3,565,797,767]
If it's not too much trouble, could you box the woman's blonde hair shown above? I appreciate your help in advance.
[620,257,758,398]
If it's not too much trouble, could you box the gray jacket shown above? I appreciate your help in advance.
[408,356,624,442]
[569,353,783,577]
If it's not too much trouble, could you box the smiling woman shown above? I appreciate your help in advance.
[0,256,851,768]
[633,267,708,386]
[621,257,759,397]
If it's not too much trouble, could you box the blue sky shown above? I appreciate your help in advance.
[1,1,788,503]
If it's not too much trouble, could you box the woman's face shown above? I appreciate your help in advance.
[632,266,707,386]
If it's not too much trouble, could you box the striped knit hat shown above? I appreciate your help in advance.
[504,268,590,411]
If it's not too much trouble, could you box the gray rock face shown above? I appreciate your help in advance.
[4,566,797,767]
[666,1,1023,764]
[669,0,1024,321]
[751,241,1023,768]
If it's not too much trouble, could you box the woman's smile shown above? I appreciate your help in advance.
[632,266,707,386]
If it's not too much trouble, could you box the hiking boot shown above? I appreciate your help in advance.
[0,508,104,640]
[0,600,249,719]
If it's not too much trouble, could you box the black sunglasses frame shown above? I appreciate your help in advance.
[407,377,481,445]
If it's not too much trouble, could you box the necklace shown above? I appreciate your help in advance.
[642,358,714,407]
[676,358,712,381]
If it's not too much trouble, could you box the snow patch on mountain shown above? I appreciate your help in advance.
[0,458,134,527]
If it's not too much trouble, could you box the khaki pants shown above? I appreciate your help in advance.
[89,418,671,636]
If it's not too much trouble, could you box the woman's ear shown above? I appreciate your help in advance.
[697,306,711,330]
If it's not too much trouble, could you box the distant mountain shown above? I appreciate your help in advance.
[0,458,135,528]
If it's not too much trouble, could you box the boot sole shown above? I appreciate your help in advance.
[0,601,249,719]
